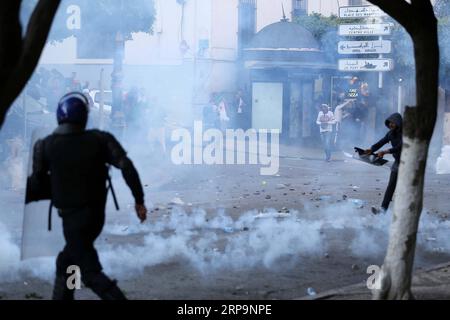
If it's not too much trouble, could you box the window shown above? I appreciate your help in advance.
[293,0,307,10]
[292,0,307,17]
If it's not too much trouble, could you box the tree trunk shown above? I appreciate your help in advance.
[373,137,428,299]
[367,0,439,300]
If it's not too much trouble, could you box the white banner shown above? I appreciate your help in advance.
[339,23,392,36]
[338,40,392,54]
[339,5,387,18]
[338,59,394,72]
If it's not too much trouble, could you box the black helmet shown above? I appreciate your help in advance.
[56,92,90,126]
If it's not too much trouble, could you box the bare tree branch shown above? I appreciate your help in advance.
[411,0,438,23]
[366,0,416,35]
[0,0,61,128]
[0,1,23,90]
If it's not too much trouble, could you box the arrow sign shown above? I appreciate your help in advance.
[339,5,387,19]
[338,59,394,72]
[338,40,392,54]
[339,23,393,36]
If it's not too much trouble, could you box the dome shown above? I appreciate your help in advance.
[246,21,320,51]
[243,21,333,69]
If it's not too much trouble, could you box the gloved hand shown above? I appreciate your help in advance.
[135,203,147,223]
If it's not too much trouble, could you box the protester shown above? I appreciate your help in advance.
[316,104,336,162]
[217,97,230,132]
[365,113,403,214]
[232,89,247,129]
[203,97,219,130]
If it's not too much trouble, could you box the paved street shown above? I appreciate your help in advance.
[1,144,449,300]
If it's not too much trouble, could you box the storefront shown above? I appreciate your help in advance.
[243,20,335,143]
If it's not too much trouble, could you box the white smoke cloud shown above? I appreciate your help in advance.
[100,207,326,278]
[98,202,449,280]
[0,222,21,281]
[1,201,449,284]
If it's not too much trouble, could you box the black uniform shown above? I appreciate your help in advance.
[29,123,144,300]
[370,113,403,210]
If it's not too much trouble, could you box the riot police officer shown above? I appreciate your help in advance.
[28,92,147,300]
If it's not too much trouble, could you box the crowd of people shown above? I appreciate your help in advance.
[0,68,170,189]
[316,76,374,161]
[202,90,250,131]
[315,76,403,215]
[121,87,167,155]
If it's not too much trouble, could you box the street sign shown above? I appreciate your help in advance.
[338,59,394,72]
[339,5,387,19]
[338,40,392,54]
[338,23,392,36]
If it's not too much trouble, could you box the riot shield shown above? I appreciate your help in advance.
[21,128,64,260]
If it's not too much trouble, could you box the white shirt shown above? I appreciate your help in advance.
[218,102,229,121]
[237,97,244,114]
[316,111,336,133]
[334,100,352,123]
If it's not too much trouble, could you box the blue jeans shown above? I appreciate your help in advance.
[320,131,332,161]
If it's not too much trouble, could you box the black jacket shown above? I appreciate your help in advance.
[28,124,144,209]
[371,113,403,162]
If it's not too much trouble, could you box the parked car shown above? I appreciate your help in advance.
[88,89,113,114]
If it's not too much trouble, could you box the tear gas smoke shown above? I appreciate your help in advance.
[0,222,21,281]
[2,200,448,284]
[1,0,449,290]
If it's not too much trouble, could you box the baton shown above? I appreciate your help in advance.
[107,166,120,211]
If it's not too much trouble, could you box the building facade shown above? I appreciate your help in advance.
[37,0,370,127]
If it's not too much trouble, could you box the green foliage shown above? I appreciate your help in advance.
[293,13,365,62]
[293,13,361,41]
[21,0,156,41]
[293,13,339,40]
[293,11,444,75]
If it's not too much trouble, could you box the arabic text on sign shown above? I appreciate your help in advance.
[339,6,387,19]
[338,59,394,72]
[338,23,392,36]
[338,40,392,54]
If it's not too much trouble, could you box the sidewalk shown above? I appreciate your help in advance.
[297,261,450,300]
[278,144,348,160]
